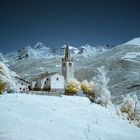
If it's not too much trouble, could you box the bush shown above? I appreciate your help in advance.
[88,66,111,107]
[80,80,92,94]
[117,94,140,127]
[65,78,81,95]
[80,80,96,101]
[93,85,111,107]
[0,82,7,94]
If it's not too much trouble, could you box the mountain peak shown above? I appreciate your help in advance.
[34,42,47,49]
[125,37,140,46]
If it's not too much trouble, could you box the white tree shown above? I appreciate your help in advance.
[92,66,111,107]
[0,62,17,93]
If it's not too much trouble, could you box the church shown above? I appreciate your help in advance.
[30,43,75,92]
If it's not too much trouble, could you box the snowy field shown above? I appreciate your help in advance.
[0,94,140,140]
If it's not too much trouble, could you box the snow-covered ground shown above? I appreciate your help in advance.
[125,37,140,46]
[122,52,140,59]
[0,94,140,140]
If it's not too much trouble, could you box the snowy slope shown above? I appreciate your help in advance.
[5,42,52,61]
[125,37,140,46]
[18,46,44,59]
[33,42,51,57]
[122,52,140,62]
[60,45,80,54]
[0,94,140,140]
[78,44,105,57]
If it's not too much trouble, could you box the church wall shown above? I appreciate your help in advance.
[50,74,65,91]
[34,78,46,90]
[30,81,36,90]
[66,61,74,81]
[43,76,51,91]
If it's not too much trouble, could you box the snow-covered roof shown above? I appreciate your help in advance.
[15,76,30,85]
[32,72,63,81]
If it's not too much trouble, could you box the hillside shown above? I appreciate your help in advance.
[0,94,140,140]
[125,37,140,46]
[75,38,140,103]
[2,37,140,103]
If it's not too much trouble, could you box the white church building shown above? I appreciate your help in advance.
[30,43,75,92]
[43,73,65,92]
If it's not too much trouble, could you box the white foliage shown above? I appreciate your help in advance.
[117,94,140,127]
[0,62,17,91]
[88,81,97,93]
[92,66,111,107]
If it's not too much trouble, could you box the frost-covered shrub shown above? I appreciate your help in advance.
[80,80,97,99]
[80,80,92,94]
[117,94,140,127]
[90,66,111,107]
[65,78,81,95]
[0,62,17,92]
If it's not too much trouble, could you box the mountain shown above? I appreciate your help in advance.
[60,45,79,54]
[0,52,8,64]
[75,37,140,103]
[17,46,44,60]
[3,38,140,103]
[5,42,53,61]
[4,43,108,82]
[78,44,106,57]
[33,42,52,57]
[125,37,140,46]
[5,43,107,62]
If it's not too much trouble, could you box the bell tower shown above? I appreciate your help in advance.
[62,43,74,81]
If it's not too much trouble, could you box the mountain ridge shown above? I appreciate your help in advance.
[4,42,108,61]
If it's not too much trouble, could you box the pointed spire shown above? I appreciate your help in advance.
[64,42,70,60]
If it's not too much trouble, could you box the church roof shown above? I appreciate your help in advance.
[64,43,70,60]
[32,72,63,81]
[15,76,30,84]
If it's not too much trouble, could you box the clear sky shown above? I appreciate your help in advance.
[0,0,140,53]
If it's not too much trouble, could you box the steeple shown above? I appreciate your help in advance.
[64,43,70,60]
[62,42,74,81]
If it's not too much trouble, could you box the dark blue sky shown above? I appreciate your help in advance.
[0,0,140,53]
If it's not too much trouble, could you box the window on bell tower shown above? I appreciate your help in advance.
[69,63,72,66]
